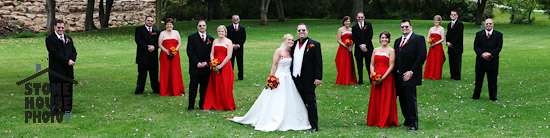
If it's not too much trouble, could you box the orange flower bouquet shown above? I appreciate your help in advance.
[168,47,177,59]
[370,72,382,84]
[264,75,280,90]
[344,39,354,46]
[428,37,436,44]
[210,58,220,74]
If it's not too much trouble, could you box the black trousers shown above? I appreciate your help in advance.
[448,53,462,80]
[188,73,210,109]
[50,82,73,112]
[231,49,244,80]
[396,84,418,128]
[298,88,318,130]
[135,63,159,93]
[355,50,372,84]
[473,66,498,100]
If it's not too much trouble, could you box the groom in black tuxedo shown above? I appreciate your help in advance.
[393,19,426,131]
[291,23,323,133]
[227,15,246,80]
[351,12,374,84]
[473,18,502,101]
[134,16,160,94]
[187,20,214,110]
[446,10,464,80]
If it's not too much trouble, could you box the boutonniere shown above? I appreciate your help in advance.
[207,39,212,44]
[66,38,71,43]
[236,27,240,31]
[406,39,411,45]
[307,44,315,49]
[452,24,456,28]
[151,32,158,36]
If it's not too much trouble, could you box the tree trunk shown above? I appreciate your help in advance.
[475,0,488,25]
[352,0,363,19]
[46,0,55,35]
[85,0,98,31]
[260,0,270,25]
[275,0,285,22]
[155,0,164,29]
[99,0,114,28]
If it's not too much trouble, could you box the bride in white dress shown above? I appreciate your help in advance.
[229,34,311,132]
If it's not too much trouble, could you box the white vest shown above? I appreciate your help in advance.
[292,39,308,77]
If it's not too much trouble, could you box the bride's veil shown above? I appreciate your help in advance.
[280,42,286,48]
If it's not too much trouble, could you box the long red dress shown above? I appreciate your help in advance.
[424,32,445,80]
[367,53,399,128]
[159,38,185,96]
[335,32,357,85]
[203,44,235,111]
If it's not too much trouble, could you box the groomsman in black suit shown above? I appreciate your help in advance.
[291,23,323,133]
[393,19,426,131]
[46,20,77,113]
[227,15,246,80]
[351,12,374,84]
[187,20,214,110]
[446,10,464,80]
[473,18,502,102]
[134,16,160,94]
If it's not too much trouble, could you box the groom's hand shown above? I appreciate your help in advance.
[314,79,322,86]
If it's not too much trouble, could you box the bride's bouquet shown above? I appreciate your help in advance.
[168,47,177,59]
[264,75,280,90]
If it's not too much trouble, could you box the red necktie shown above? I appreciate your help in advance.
[60,36,65,44]
[148,27,152,34]
[487,33,491,39]
[234,25,237,31]
[360,24,363,30]
[400,38,407,51]
[202,35,205,42]
[299,39,303,49]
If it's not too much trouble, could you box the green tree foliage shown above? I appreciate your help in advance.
[497,0,537,24]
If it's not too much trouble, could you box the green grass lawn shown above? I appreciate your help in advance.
[1,16,550,137]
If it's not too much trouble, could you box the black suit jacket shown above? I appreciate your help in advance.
[187,32,214,76]
[46,34,77,82]
[134,25,160,65]
[351,21,374,52]
[226,24,246,55]
[474,30,503,69]
[394,32,427,86]
[290,37,323,90]
[446,20,464,54]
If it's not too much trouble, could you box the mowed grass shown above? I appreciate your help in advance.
[1,16,550,137]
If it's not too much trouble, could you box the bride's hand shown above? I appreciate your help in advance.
[216,65,223,70]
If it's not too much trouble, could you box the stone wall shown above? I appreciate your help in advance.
[0,0,156,33]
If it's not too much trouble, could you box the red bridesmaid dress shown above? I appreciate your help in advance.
[335,32,357,85]
[203,43,236,111]
[424,32,445,80]
[159,37,185,96]
[367,52,399,128]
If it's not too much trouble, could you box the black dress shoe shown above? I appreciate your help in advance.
[491,99,498,102]
[134,91,143,94]
[187,108,193,111]
[357,81,364,84]
[310,128,318,133]
[408,126,418,131]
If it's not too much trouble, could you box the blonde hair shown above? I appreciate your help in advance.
[217,25,227,37]
[282,34,293,41]
[434,15,442,25]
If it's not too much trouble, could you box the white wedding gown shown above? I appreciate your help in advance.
[230,57,311,132]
